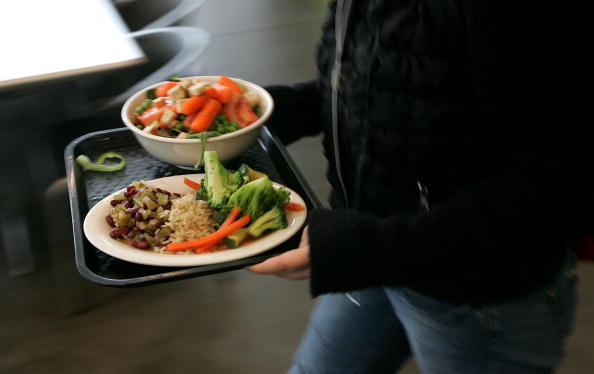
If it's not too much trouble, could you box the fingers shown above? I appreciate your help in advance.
[248,246,309,274]
[247,227,311,280]
[299,226,309,247]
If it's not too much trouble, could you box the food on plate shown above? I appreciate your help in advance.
[105,182,182,249]
[131,75,261,139]
[105,151,305,254]
[76,152,126,172]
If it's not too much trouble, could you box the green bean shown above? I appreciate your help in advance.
[134,99,152,114]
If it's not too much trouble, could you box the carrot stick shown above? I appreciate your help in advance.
[190,99,222,133]
[205,84,233,103]
[192,206,242,253]
[156,81,179,97]
[181,94,207,115]
[285,202,305,211]
[166,214,251,252]
[183,178,201,189]
[218,76,242,93]
[221,206,241,228]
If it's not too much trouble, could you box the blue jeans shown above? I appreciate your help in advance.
[288,255,577,374]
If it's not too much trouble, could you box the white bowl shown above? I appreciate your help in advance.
[121,76,274,168]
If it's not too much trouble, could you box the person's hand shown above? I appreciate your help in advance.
[247,226,311,280]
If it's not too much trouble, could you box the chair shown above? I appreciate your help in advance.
[76,26,210,121]
[11,26,210,298]
[114,0,206,31]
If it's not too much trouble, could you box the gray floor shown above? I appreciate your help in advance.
[1,1,592,373]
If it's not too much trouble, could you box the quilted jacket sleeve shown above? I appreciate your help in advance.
[307,0,594,304]
[263,80,324,145]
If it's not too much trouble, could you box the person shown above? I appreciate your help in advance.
[248,0,593,373]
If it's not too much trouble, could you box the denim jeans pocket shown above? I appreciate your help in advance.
[478,258,578,372]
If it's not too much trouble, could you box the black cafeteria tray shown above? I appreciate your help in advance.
[65,127,321,287]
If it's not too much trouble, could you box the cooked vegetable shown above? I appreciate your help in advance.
[134,99,152,114]
[137,107,164,125]
[236,96,258,127]
[201,151,243,208]
[205,84,233,103]
[225,228,248,248]
[181,94,207,115]
[166,214,251,252]
[190,99,222,133]
[197,206,242,252]
[156,81,178,97]
[246,206,287,237]
[221,206,242,228]
[76,152,126,172]
[238,163,267,181]
[183,178,201,190]
[106,182,179,249]
[285,202,305,211]
[131,76,260,140]
[221,92,258,128]
[211,115,240,135]
[225,176,290,221]
[191,131,222,169]
[218,75,243,93]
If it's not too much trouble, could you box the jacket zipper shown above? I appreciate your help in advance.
[331,0,353,208]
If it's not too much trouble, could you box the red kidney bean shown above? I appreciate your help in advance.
[126,185,135,192]
[163,203,172,210]
[131,241,150,250]
[109,226,130,239]
[124,188,137,198]
[134,212,143,221]
[105,214,115,227]
[155,219,164,228]
[127,207,140,215]
[133,226,143,233]
[142,203,148,210]
[124,199,133,208]
[110,200,121,207]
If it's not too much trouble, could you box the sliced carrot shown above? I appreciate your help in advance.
[136,107,164,125]
[285,202,305,211]
[183,178,201,190]
[166,214,251,252]
[190,99,222,133]
[155,81,179,97]
[181,94,207,115]
[218,76,243,93]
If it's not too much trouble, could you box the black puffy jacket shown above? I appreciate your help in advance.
[267,0,594,304]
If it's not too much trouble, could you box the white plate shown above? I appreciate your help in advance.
[83,174,307,267]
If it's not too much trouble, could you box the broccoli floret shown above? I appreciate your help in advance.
[226,176,289,220]
[246,206,287,237]
[202,151,243,208]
